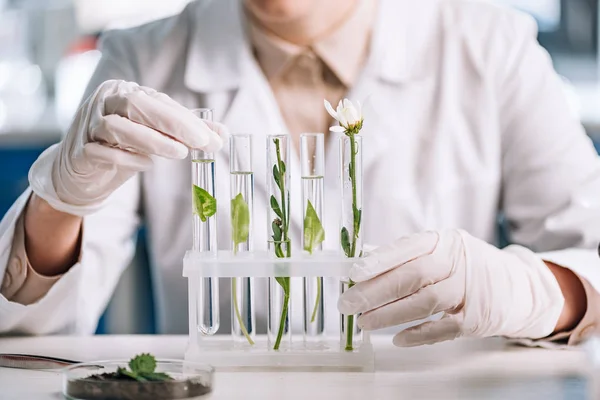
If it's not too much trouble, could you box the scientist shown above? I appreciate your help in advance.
[1,0,599,347]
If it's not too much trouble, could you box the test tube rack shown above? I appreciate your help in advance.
[183,250,375,372]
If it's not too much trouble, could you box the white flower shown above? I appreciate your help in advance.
[324,98,363,134]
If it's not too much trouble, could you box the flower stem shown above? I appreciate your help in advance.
[232,277,254,345]
[273,291,290,350]
[345,314,355,351]
[310,277,321,323]
[346,133,360,351]
[272,138,291,350]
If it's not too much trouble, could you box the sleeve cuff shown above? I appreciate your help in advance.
[0,208,74,305]
[514,272,598,348]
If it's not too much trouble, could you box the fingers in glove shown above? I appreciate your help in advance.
[91,115,189,159]
[103,84,224,151]
[349,231,439,282]
[392,313,463,347]
[338,239,462,316]
[82,142,154,171]
[202,120,231,153]
[357,279,461,330]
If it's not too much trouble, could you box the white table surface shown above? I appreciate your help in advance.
[0,335,594,400]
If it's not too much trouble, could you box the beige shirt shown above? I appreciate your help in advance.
[249,0,376,141]
[2,0,596,346]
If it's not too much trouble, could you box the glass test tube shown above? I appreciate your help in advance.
[229,134,256,346]
[191,108,220,336]
[340,135,363,351]
[267,134,292,350]
[300,133,325,340]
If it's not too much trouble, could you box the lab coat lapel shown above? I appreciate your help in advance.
[336,0,433,234]
[183,0,304,242]
[220,58,305,242]
[334,0,410,196]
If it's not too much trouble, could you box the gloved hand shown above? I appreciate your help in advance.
[29,80,228,216]
[338,229,565,347]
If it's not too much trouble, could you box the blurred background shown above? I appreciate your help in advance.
[1,0,600,335]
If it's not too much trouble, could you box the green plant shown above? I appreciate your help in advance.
[270,138,291,350]
[115,354,172,382]
[342,131,362,351]
[230,193,254,345]
[192,185,217,222]
[303,200,325,255]
[324,98,365,351]
[303,199,325,323]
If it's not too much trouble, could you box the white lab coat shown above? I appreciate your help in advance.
[2,0,600,335]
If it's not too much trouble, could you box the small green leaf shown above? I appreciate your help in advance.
[274,243,285,258]
[270,195,283,219]
[129,353,156,374]
[303,200,325,254]
[353,205,362,235]
[231,193,250,249]
[272,219,282,242]
[138,372,174,382]
[276,277,290,294]
[192,185,217,222]
[341,227,351,258]
[280,160,286,175]
[116,367,138,381]
[273,165,282,191]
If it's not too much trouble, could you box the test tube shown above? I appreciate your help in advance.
[267,134,292,350]
[191,108,220,336]
[300,133,325,341]
[229,134,256,346]
[340,134,363,351]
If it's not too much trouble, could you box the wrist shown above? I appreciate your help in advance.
[545,261,587,334]
[24,194,83,276]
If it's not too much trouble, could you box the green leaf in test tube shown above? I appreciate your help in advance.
[303,200,325,255]
[192,185,217,222]
[231,193,250,251]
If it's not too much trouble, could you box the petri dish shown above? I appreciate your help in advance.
[62,359,213,400]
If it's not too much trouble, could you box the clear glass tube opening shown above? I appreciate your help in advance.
[191,108,219,336]
[229,134,255,346]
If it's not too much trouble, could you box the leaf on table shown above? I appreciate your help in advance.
[138,372,174,382]
[231,193,250,248]
[303,200,325,254]
[129,353,156,374]
[192,185,217,222]
[116,367,139,381]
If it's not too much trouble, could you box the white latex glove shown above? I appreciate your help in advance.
[338,229,565,347]
[29,80,229,216]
